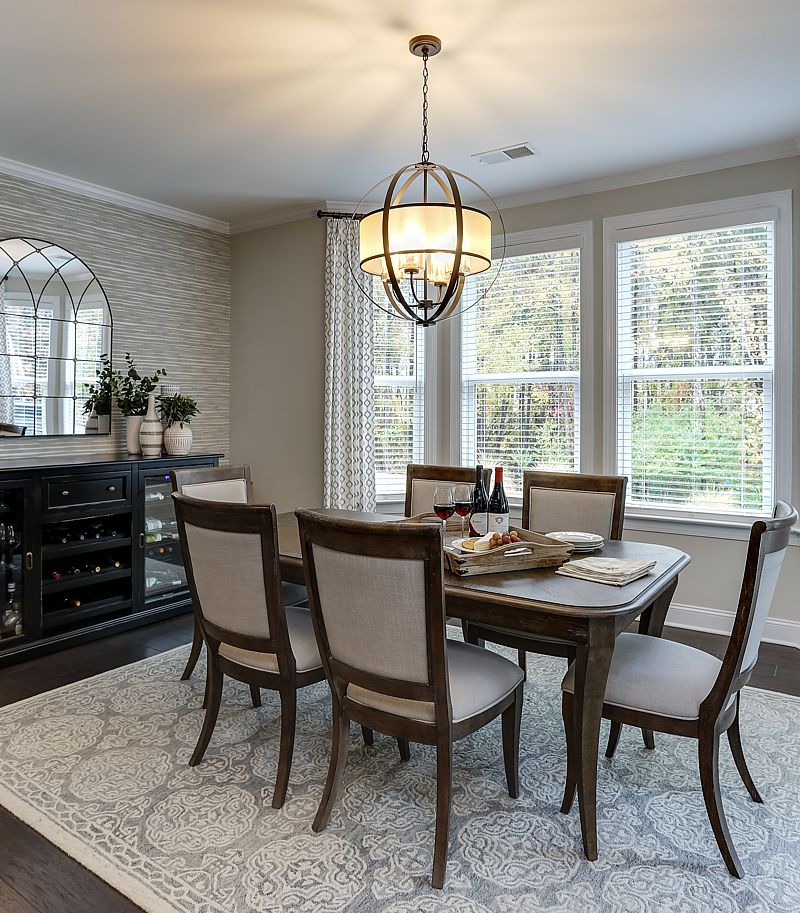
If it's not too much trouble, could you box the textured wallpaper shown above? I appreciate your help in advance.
[0,173,230,463]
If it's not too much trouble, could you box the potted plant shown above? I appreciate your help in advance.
[158,394,199,456]
[114,353,167,454]
[82,354,114,434]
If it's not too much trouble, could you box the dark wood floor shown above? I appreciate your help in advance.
[0,615,797,913]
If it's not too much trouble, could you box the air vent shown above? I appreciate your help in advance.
[472,143,538,165]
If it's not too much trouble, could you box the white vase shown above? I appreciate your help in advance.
[163,422,193,456]
[138,393,163,458]
[126,415,144,454]
[97,413,111,434]
[84,408,99,434]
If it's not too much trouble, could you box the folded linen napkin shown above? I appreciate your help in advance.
[555,556,657,586]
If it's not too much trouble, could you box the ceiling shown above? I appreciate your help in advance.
[1,0,798,229]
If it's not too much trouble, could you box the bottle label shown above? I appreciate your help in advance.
[488,512,509,533]
[470,512,488,536]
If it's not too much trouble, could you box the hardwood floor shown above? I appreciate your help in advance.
[0,615,796,913]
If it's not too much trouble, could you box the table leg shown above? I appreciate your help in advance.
[638,578,678,639]
[571,619,615,861]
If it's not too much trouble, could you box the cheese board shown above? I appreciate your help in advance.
[443,528,574,577]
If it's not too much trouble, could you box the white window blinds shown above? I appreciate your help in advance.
[616,222,775,515]
[372,278,425,501]
[461,247,581,498]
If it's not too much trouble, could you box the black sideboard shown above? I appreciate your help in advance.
[0,452,222,666]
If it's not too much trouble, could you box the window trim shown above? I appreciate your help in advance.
[602,190,793,525]
[448,221,594,503]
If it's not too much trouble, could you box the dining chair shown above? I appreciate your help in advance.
[560,500,798,877]
[0,422,26,436]
[296,509,524,890]
[464,470,628,676]
[173,493,325,808]
[404,463,491,518]
[171,464,307,688]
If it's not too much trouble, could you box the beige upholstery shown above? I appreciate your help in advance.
[183,523,270,638]
[409,478,470,517]
[562,632,734,721]
[527,487,616,538]
[312,545,430,683]
[219,607,321,673]
[742,547,786,670]
[181,478,249,503]
[348,640,523,723]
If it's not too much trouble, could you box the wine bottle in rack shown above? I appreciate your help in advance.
[145,532,163,544]
[86,561,102,575]
[488,466,510,534]
[106,558,122,570]
[62,597,82,609]
[146,490,165,502]
[145,518,163,532]
[469,464,489,536]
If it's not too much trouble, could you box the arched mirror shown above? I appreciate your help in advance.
[0,238,113,436]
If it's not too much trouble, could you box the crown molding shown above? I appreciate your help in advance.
[492,138,800,213]
[0,154,230,234]
[229,203,325,235]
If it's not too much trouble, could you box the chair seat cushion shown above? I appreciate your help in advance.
[347,640,523,724]
[219,606,321,674]
[561,632,727,721]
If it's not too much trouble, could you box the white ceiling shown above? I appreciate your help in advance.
[0,0,798,228]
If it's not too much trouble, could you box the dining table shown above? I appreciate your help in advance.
[275,508,691,862]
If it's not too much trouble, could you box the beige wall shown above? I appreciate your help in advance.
[230,217,326,510]
[229,156,800,641]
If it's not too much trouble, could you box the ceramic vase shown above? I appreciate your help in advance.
[126,415,144,454]
[163,422,193,456]
[84,408,99,434]
[138,393,163,458]
[97,413,111,434]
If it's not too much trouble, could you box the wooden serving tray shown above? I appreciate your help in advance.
[444,529,574,577]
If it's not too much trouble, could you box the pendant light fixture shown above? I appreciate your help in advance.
[355,36,504,326]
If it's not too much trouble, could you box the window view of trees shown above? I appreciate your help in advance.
[461,248,581,496]
[618,223,773,514]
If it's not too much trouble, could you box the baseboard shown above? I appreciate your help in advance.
[667,603,800,650]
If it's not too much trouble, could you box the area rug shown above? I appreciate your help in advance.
[0,644,798,913]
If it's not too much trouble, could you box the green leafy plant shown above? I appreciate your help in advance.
[114,353,167,416]
[82,354,114,415]
[158,394,199,428]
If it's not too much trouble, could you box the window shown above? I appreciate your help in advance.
[607,193,792,519]
[372,278,425,501]
[460,234,585,498]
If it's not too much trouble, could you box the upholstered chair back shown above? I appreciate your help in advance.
[522,471,627,540]
[405,464,491,517]
[171,465,252,504]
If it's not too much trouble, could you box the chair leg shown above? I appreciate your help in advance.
[642,729,655,750]
[313,700,349,832]
[462,620,479,646]
[397,739,411,762]
[202,667,210,710]
[698,730,744,878]
[726,693,763,803]
[517,650,527,682]
[361,725,374,747]
[431,736,452,890]
[190,652,223,766]
[180,617,203,681]
[605,721,622,759]
[502,683,523,798]
[250,684,262,708]
[560,692,577,813]
[272,687,296,809]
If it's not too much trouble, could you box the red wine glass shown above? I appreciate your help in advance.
[432,486,455,537]
[453,483,472,539]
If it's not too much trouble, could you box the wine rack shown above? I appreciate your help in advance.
[0,452,221,666]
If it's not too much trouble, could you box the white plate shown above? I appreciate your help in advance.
[448,537,529,556]
[547,530,605,547]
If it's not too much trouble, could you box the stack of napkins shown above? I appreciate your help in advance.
[555,556,657,586]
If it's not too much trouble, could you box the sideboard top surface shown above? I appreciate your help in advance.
[0,452,225,474]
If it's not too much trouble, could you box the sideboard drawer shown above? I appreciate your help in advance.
[44,472,131,512]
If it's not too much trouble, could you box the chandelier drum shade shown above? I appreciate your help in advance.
[352,36,504,327]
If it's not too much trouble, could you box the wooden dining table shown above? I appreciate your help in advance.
[276,509,691,862]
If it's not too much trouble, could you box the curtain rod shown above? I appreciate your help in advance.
[316,210,363,221]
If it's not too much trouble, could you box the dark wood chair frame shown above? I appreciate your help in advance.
[404,463,491,518]
[174,493,325,809]
[0,422,26,436]
[561,501,798,878]
[170,465,254,686]
[296,509,523,890]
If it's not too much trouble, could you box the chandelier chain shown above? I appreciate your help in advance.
[421,48,429,163]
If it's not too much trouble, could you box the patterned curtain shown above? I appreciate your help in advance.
[323,219,376,511]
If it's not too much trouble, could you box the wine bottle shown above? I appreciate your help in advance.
[146,490,165,502]
[106,558,122,570]
[50,569,62,581]
[145,518,163,532]
[469,464,489,536]
[145,533,162,544]
[86,561,102,575]
[62,597,82,609]
[488,466,510,534]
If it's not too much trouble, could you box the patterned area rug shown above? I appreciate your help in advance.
[0,644,798,912]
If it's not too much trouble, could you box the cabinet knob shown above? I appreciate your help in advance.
[25,551,33,570]
[139,533,145,549]
[107,485,117,492]
[61,490,69,496]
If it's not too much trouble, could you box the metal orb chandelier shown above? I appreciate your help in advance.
[356,36,503,327]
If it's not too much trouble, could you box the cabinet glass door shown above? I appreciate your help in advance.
[0,485,29,643]
[143,473,186,599]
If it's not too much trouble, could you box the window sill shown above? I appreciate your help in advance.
[624,512,800,547]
